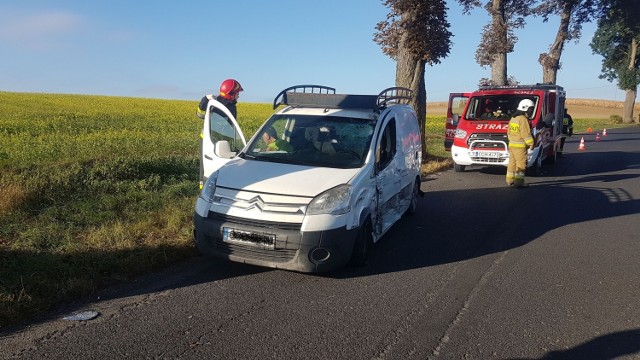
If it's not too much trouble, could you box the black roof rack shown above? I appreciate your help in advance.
[376,87,412,110]
[272,85,335,109]
[273,85,413,113]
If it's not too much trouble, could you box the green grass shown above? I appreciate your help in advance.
[0,91,627,328]
[0,92,270,327]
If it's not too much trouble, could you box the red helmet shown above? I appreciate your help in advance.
[219,79,243,100]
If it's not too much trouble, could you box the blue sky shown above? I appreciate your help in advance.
[0,1,624,104]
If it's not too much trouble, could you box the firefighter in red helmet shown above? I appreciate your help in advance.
[196,79,243,119]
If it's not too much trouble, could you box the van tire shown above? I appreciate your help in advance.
[349,219,373,267]
[454,163,466,172]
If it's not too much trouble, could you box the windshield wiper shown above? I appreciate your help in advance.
[240,152,257,160]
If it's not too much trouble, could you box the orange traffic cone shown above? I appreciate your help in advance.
[586,127,593,133]
[595,133,601,141]
[603,128,608,136]
[578,136,586,151]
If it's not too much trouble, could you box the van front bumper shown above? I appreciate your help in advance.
[193,212,358,273]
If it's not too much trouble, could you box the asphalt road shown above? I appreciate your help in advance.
[2,126,640,360]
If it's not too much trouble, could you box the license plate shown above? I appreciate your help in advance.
[223,227,275,248]
[471,151,504,158]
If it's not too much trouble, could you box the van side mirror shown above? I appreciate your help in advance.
[214,140,236,158]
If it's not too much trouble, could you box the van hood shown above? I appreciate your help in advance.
[215,159,361,197]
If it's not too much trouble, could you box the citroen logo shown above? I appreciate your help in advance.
[245,195,267,211]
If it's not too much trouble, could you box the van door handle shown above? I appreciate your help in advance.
[204,155,213,160]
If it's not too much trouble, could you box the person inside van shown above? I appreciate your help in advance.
[262,126,293,152]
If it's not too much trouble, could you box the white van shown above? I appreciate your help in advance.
[193,85,423,272]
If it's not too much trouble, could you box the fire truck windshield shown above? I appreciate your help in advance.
[466,95,538,121]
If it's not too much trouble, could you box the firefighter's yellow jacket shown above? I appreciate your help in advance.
[507,114,534,148]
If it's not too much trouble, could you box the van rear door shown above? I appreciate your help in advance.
[445,93,470,151]
[200,99,247,188]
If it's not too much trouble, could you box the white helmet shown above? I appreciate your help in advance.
[517,99,535,111]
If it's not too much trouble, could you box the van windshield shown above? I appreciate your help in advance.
[466,95,539,121]
[242,114,375,169]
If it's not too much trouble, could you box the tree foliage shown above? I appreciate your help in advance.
[590,0,640,122]
[374,0,452,64]
[457,0,535,85]
[374,0,452,162]
[590,0,640,88]
[534,0,599,84]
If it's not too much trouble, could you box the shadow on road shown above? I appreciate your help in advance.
[332,172,639,279]
[333,127,640,279]
[511,328,640,360]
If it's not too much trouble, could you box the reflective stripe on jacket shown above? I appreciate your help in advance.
[196,94,215,119]
[563,116,573,128]
[508,114,534,148]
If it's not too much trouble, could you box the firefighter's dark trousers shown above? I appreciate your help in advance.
[506,146,527,186]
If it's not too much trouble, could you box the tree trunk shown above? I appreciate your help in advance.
[540,2,572,84]
[623,38,638,123]
[396,43,428,163]
[540,57,558,84]
[490,0,507,85]
[491,53,507,85]
[623,88,636,124]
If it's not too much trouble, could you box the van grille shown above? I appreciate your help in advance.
[208,212,302,231]
[214,240,298,263]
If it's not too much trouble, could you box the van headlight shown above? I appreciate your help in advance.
[455,129,467,139]
[307,184,352,215]
[199,171,219,203]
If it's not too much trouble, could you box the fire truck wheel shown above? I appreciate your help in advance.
[454,163,466,172]
[548,150,557,164]
[544,145,558,164]
[527,152,543,177]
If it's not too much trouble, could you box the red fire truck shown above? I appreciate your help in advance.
[444,84,567,175]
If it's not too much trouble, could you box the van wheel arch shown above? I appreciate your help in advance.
[349,217,373,267]
[404,177,421,216]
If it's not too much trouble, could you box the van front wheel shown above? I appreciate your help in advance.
[349,219,373,267]
[454,163,466,172]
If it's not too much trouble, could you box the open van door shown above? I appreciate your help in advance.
[445,93,470,151]
[200,99,247,188]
